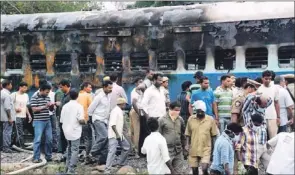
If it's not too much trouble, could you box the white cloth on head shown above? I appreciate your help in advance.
[193,100,207,112]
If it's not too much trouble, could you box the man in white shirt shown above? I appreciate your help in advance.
[129,78,143,157]
[257,70,280,139]
[11,82,31,148]
[274,76,294,133]
[88,80,113,164]
[142,117,176,174]
[95,76,110,96]
[60,89,86,174]
[109,73,128,110]
[104,98,131,173]
[266,132,294,175]
[141,73,166,119]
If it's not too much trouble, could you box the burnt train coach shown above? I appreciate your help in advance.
[1,2,294,101]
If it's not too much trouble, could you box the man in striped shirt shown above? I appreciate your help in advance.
[30,83,55,163]
[236,113,264,175]
[242,93,272,171]
[214,75,233,133]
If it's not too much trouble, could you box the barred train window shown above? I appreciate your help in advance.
[30,55,46,72]
[6,54,23,69]
[54,54,72,73]
[214,48,236,70]
[278,46,295,68]
[79,54,96,73]
[245,48,268,69]
[185,50,206,70]
[157,52,177,70]
[104,52,122,72]
[130,52,149,71]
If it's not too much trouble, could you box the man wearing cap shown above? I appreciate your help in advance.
[104,98,131,173]
[160,76,170,109]
[185,100,218,175]
[186,71,203,102]
[231,83,256,125]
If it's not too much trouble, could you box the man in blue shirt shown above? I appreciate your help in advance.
[190,76,218,118]
[210,123,243,175]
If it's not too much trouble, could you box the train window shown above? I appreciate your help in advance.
[278,46,295,68]
[79,54,97,73]
[6,54,23,69]
[130,52,149,71]
[104,52,122,72]
[157,52,177,71]
[185,50,206,70]
[30,55,46,72]
[214,48,236,70]
[54,54,72,73]
[245,48,268,69]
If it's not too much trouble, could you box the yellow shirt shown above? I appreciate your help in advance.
[185,115,218,157]
[77,90,93,121]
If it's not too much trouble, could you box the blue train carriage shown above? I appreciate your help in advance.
[1,1,294,102]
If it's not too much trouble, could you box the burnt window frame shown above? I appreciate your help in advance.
[278,45,295,68]
[6,54,23,70]
[130,52,149,71]
[104,52,123,73]
[78,53,97,73]
[245,47,268,69]
[157,51,178,71]
[214,47,236,70]
[29,54,47,72]
[185,49,206,70]
[54,53,72,73]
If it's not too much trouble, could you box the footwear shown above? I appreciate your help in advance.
[46,158,53,162]
[33,159,42,163]
[52,148,58,153]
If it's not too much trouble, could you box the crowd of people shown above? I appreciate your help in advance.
[0,69,294,175]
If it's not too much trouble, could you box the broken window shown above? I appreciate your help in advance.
[54,54,72,73]
[245,48,268,69]
[6,54,23,69]
[157,52,177,71]
[30,55,47,72]
[185,50,206,70]
[104,52,122,72]
[130,52,149,71]
[214,48,236,70]
[278,46,295,68]
[79,54,97,73]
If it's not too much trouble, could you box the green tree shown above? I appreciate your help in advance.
[0,1,102,15]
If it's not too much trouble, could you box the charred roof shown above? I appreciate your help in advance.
[1,2,294,32]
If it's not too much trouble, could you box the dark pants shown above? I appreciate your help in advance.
[138,115,150,157]
[59,123,68,154]
[244,165,258,175]
[278,125,288,133]
[50,114,58,150]
[210,169,222,175]
[1,121,13,151]
[81,123,92,155]
[15,117,25,147]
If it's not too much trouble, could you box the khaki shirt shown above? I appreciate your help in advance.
[185,115,218,157]
[231,93,246,126]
